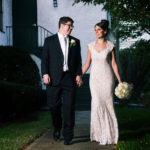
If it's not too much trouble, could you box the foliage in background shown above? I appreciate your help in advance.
[0,46,46,120]
[74,0,150,40]
[0,81,46,120]
[118,39,150,103]
[0,46,41,87]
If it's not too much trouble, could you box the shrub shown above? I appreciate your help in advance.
[118,39,150,102]
[0,81,46,120]
[0,46,41,87]
[140,91,150,107]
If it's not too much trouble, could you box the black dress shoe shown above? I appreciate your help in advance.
[64,140,73,145]
[53,131,60,141]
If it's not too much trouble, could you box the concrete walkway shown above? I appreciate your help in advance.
[26,111,114,150]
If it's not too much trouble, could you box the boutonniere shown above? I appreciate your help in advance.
[70,39,76,47]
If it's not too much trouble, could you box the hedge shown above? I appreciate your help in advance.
[118,39,150,103]
[0,46,41,87]
[0,81,46,120]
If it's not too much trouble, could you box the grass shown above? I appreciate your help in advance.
[116,107,150,150]
[0,111,51,150]
[0,108,150,150]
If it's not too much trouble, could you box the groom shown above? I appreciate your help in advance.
[41,16,82,145]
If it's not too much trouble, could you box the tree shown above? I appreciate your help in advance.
[74,0,150,40]
[118,40,150,102]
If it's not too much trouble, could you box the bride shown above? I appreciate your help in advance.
[82,20,122,148]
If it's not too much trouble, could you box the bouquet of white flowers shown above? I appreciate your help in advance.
[115,82,133,99]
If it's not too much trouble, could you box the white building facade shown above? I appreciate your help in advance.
[37,0,108,65]
[0,0,12,46]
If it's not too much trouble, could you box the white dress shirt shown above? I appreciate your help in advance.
[58,32,69,71]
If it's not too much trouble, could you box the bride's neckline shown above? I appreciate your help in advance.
[93,40,108,54]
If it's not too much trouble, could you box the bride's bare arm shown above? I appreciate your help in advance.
[82,49,91,75]
[111,49,122,83]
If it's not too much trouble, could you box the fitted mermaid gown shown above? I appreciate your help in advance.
[88,40,118,145]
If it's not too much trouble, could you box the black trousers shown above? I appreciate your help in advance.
[46,72,76,141]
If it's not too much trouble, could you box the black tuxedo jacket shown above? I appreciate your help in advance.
[41,34,82,86]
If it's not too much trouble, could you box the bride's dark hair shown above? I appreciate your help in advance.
[95,20,109,36]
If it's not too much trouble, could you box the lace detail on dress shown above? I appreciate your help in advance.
[89,40,118,145]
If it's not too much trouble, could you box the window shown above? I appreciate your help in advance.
[53,0,58,8]
[0,0,3,31]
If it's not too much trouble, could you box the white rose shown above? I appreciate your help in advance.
[71,39,75,43]
[70,39,76,47]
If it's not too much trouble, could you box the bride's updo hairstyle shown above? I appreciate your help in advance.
[95,20,109,37]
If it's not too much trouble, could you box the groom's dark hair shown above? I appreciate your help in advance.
[59,16,74,28]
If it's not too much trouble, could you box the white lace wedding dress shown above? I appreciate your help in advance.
[88,40,118,145]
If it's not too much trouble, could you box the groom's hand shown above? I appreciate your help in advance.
[43,74,51,85]
[76,75,83,87]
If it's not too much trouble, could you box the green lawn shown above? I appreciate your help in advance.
[0,108,150,150]
[0,111,51,150]
[116,107,150,150]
